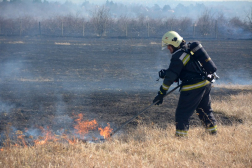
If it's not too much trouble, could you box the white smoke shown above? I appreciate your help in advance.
[218,69,252,85]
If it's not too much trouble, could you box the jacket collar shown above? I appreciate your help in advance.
[172,48,182,56]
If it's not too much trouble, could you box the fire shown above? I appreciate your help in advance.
[66,138,77,145]
[74,113,98,137]
[62,134,78,145]
[34,126,58,145]
[74,114,113,139]
[98,123,113,139]
[0,113,113,150]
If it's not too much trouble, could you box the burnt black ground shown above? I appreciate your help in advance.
[0,36,251,140]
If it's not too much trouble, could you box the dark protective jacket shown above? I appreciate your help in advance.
[161,42,210,92]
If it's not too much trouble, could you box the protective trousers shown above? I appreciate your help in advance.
[175,83,217,136]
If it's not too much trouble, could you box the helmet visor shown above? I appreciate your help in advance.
[161,41,168,50]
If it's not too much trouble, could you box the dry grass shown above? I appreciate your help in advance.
[17,77,54,82]
[212,92,252,124]
[213,84,252,90]
[54,42,71,45]
[0,124,251,168]
[0,85,251,168]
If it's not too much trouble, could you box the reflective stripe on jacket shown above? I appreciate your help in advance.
[163,46,207,92]
[180,80,210,91]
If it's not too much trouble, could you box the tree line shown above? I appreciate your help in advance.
[0,2,251,39]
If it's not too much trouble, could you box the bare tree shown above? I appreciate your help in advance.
[60,15,83,36]
[197,10,214,36]
[229,17,244,28]
[117,15,129,36]
[163,17,177,31]
[215,13,228,38]
[246,7,252,31]
[90,6,110,36]
[178,17,192,33]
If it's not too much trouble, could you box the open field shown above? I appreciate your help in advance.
[0,37,251,167]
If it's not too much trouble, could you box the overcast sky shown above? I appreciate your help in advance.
[45,0,252,6]
[1,0,251,6]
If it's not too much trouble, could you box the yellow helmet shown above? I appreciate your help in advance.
[161,31,183,50]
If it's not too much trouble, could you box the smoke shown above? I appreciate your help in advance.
[217,69,252,85]
[0,60,24,113]
[0,1,91,20]
[53,115,74,131]
[0,1,251,20]
[154,50,170,70]
[0,60,23,80]
[0,99,14,114]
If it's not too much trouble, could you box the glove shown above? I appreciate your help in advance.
[153,92,164,105]
[207,74,215,82]
[153,86,167,105]
[158,69,167,79]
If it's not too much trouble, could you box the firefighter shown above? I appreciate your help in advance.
[153,31,217,136]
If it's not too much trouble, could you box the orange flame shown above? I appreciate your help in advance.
[67,138,77,145]
[34,126,58,145]
[0,113,114,149]
[16,130,27,147]
[62,134,77,145]
[74,114,98,137]
[98,123,113,139]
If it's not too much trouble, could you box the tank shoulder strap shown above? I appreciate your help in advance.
[181,43,207,77]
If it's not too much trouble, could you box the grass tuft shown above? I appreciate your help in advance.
[212,92,252,124]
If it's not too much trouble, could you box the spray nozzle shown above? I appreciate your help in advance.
[213,72,220,80]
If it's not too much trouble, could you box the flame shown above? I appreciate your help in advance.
[62,134,78,145]
[98,123,113,139]
[0,113,113,149]
[34,126,58,145]
[67,138,77,145]
[74,113,98,137]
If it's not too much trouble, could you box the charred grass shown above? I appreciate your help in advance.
[0,85,251,168]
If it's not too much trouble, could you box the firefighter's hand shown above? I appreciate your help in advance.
[207,74,215,82]
[153,91,165,105]
[158,69,167,79]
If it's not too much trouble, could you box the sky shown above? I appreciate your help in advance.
[45,0,252,6]
[1,0,252,6]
